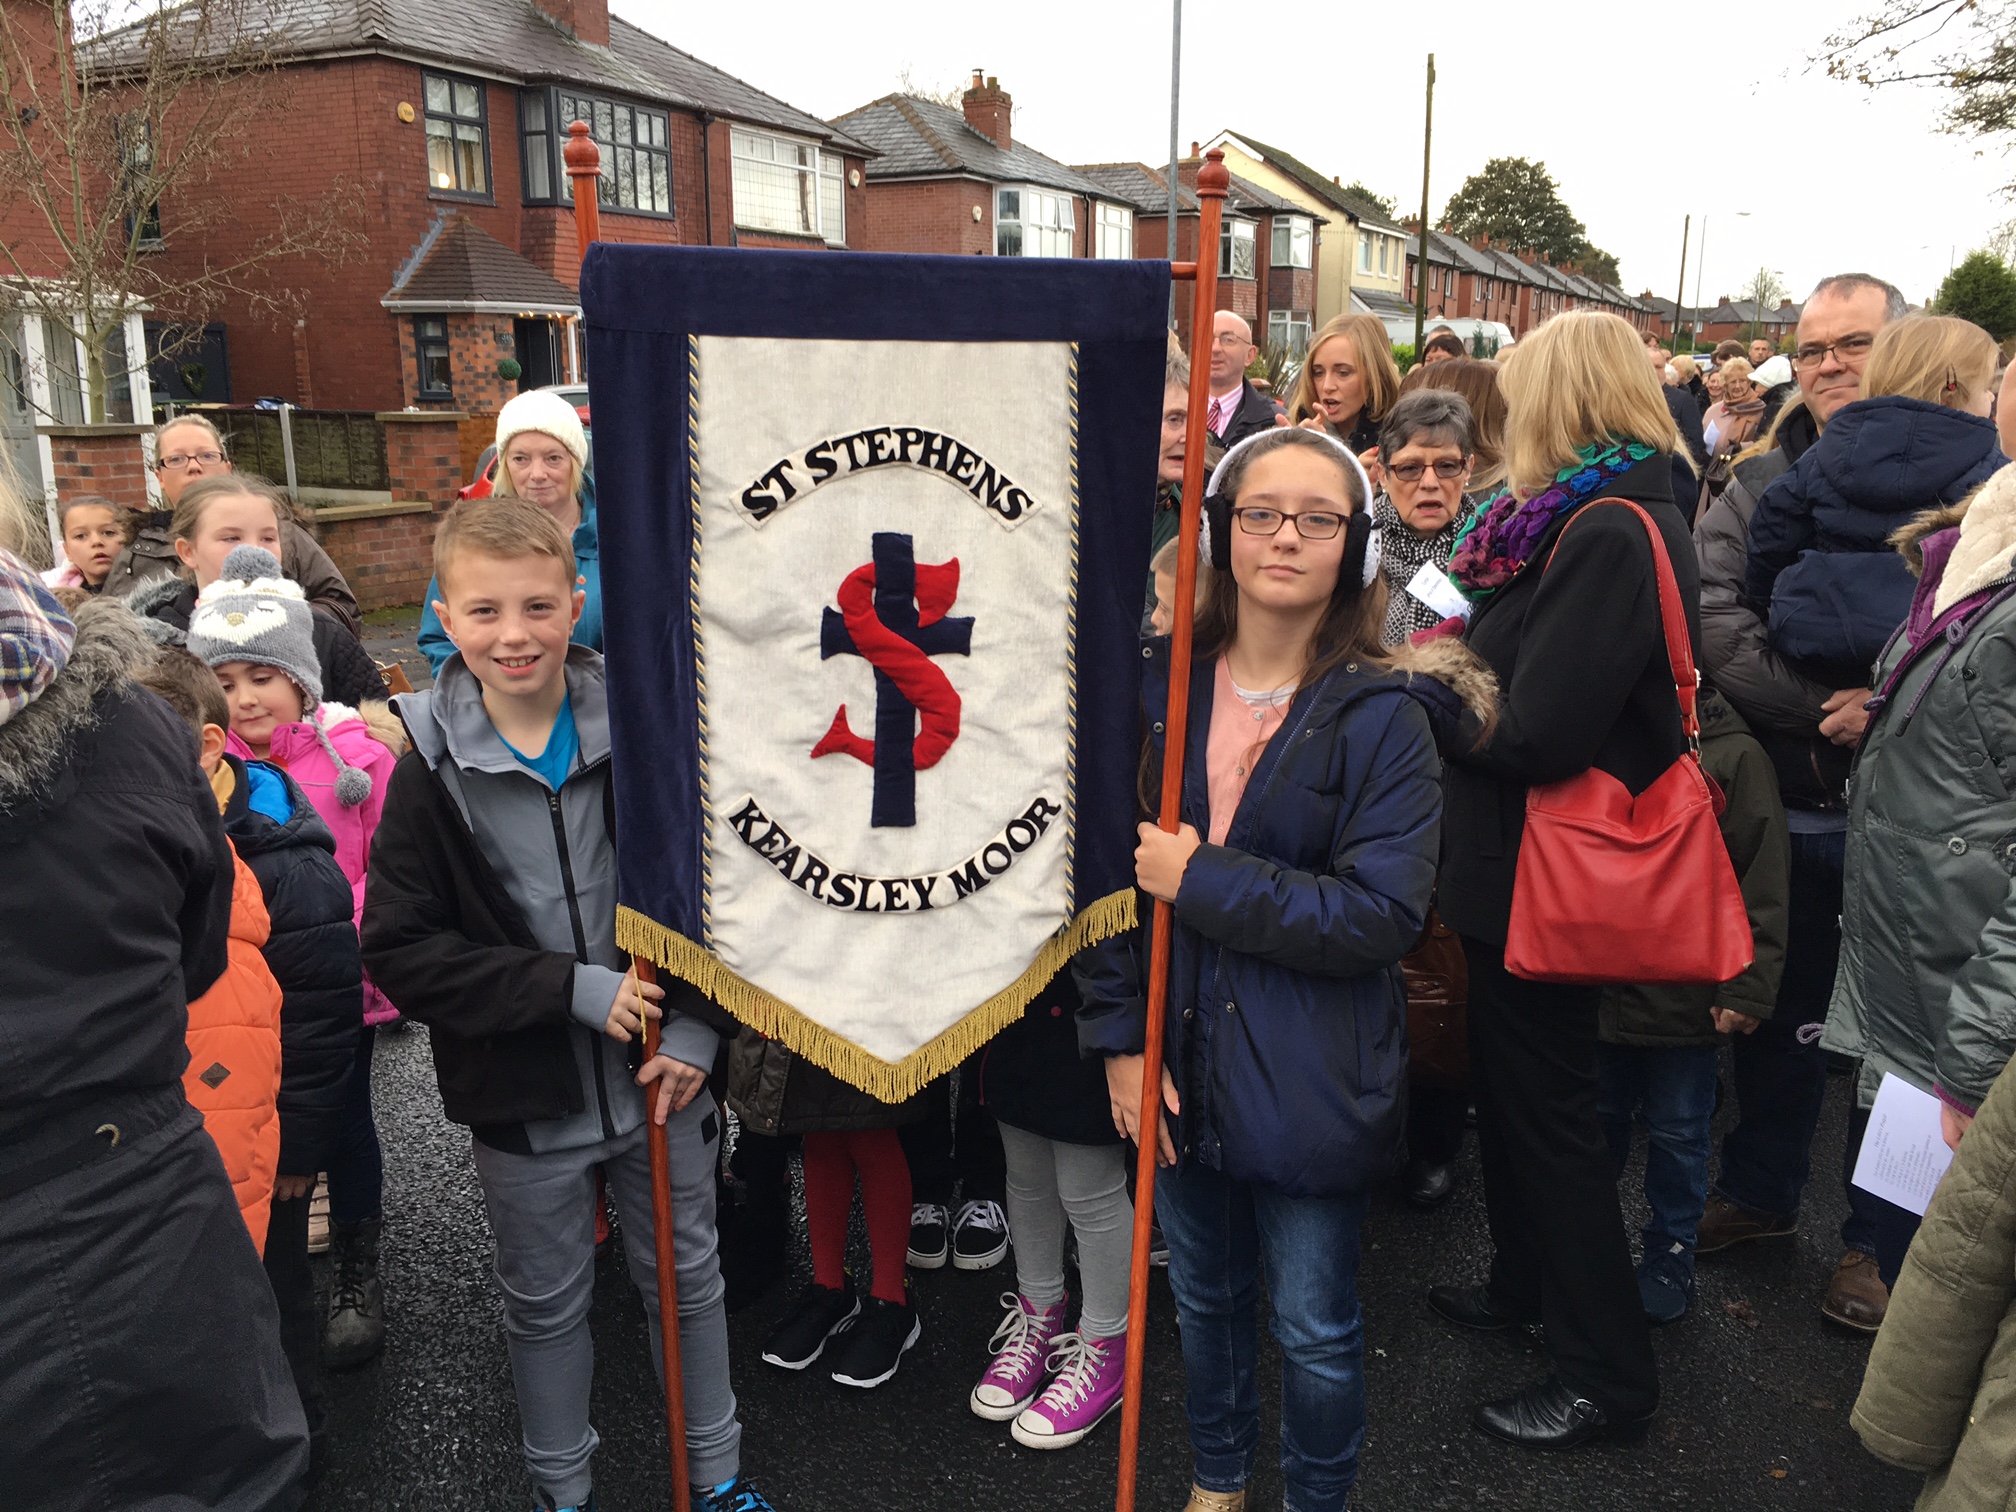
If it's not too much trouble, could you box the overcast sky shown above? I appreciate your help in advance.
[619,0,2004,306]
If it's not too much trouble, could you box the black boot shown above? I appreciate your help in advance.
[323,1216,386,1369]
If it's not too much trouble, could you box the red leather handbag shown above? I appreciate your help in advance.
[1503,501,1754,986]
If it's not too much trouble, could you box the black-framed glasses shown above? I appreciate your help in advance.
[1231,506,1345,540]
[1386,458,1469,482]
[157,449,225,469]
[1791,334,1875,372]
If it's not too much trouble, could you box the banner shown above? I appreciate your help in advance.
[583,247,1170,1100]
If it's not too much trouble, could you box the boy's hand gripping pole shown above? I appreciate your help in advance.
[1114,147,1229,1512]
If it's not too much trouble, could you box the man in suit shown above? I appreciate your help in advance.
[1203,311,1282,448]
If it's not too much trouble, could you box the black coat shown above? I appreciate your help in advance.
[1664,386,1709,521]
[135,578,384,709]
[1440,455,1702,946]
[0,602,231,1144]
[221,755,360,1175]
[362,745,732,1130]
[978,971,1117,1147]
[1209,380,1284,451]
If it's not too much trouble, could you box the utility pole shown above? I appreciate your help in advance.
[1413,52,1435,357]
[1167,0,1182,326]
[1672,215,1690,353]
[1691,215,1708,349]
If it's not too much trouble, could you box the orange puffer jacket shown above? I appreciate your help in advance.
[182,840,285,1253]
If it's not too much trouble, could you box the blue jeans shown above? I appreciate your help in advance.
[1154,1161,1368,1512]
[1596,1044,1717,1271]
[1715,827,1881,1254]
[325,1024,383,1226]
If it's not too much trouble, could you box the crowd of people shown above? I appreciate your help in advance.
[5,275,2016,1512]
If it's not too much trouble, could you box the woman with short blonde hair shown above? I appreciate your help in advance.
[1430,309,1692,1449]
[1287,313,1401,452]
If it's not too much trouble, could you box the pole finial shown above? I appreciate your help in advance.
[563,118,600,175]
[1196,146,1229,198]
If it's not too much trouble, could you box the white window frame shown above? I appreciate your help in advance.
[1218,218,1256,280]
[1270,214,1313,269]
[996,185,1074,258]
[1094,201,1133,260]
[1377,235,1390,274]
[1267,309,1313,355]
[731,127,845,244]
[1358,233,1372,272]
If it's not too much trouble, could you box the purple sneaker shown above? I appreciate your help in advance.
[1011,1331,1126,1449]
[969,1293,1066,1421]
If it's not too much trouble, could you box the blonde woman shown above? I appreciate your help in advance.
[1431,311,1689,1450]
[1702,357,1763,457]
[1287,313,1401,454]
[1745,315,2004,685]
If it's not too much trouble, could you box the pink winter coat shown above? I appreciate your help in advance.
[228,699,404,1024]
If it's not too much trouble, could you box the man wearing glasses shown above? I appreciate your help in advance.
[1203,311,1286,450]
[1692,272,1908,1334]
[102,414,362,634]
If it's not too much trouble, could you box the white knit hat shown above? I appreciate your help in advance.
[495,389,588,471]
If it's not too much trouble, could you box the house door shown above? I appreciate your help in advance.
[514,318,562,391]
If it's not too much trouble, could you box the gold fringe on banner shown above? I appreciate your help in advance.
[616,889,1138,1103]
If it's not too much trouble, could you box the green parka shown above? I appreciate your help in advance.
[1851,1057,2016,1509]
[1822,466,2016,1114]
[1597,689,1790,1045]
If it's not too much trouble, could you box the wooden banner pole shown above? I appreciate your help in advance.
[1114,146,1229,1512]
[573,122,691,1512]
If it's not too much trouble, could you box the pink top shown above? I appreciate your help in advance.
[1205,659,1293,846]
[228,703,400,1023]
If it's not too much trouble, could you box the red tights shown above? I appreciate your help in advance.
[802,1127,912,1305]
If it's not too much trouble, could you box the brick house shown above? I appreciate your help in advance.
[835,74,1136,262]
[1074,160,1324,352]
[83,0,872,421]
[1201,131,1412,330]
[1699,296,1802,346]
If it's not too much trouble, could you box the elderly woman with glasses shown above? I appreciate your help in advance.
[1371,389,1480,648]
[102,414,361,633]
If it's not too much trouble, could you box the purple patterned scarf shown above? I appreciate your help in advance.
[1447,440,1657,600]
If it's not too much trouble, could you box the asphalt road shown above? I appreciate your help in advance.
[339,610,1916,1511]
[301,1015,1917,1512]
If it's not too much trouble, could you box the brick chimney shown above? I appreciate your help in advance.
[962,71,1012,149]
[532,0,608,47]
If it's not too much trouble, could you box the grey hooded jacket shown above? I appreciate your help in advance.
[395,646,717,1153]
[1822,464,2016,1113]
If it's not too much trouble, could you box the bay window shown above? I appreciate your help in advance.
[1218,219,1256,280]
[997,186,1073,258]
[732,129,844,242]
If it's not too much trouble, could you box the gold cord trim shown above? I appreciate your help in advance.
[617,889,1138,1102]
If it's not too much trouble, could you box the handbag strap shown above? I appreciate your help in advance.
[1543,498,1700,746]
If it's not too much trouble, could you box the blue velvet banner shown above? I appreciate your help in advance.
[582,245,1168,1097]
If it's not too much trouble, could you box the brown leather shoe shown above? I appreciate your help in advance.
[1182,1487,1247,1512]
[1821,1249,1888,1332]
[1696,1193,1796,1254]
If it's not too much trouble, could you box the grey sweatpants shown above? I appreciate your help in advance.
[999,1121,1135,1339]
[471,1093,738,1505]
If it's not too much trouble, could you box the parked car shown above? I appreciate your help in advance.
[458,385,591,498]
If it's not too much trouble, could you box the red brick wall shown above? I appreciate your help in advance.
[382,415,465,504]
[855,178,993,255]
[44,428,150,511]
[320,507,440,611]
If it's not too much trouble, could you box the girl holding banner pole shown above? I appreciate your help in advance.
[1079,427,1494,1512]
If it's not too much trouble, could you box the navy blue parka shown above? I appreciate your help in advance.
[1075,638,1475,1199]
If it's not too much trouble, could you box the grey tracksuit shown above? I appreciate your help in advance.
[399,651,738,1503]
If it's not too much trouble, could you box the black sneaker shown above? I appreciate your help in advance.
[907,1202,951,1270]
[760,1279,859,1370]
[951,1199,1009,1270]
[828,1292,922,1388]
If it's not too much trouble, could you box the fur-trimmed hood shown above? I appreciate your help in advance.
[128,573,194,646]
[0,597,158,814]
[1387,632,1500,753]
[1889,461,2016,617]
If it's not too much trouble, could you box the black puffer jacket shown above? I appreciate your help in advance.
[978,970,1116,1147]
[0,600,231,1144]
[221,754,359,1174]
[131,576,383,709]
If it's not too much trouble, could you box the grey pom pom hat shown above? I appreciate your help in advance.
[187,544,374,808]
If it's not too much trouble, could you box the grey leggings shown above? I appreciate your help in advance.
[998,1122,1135,1340]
